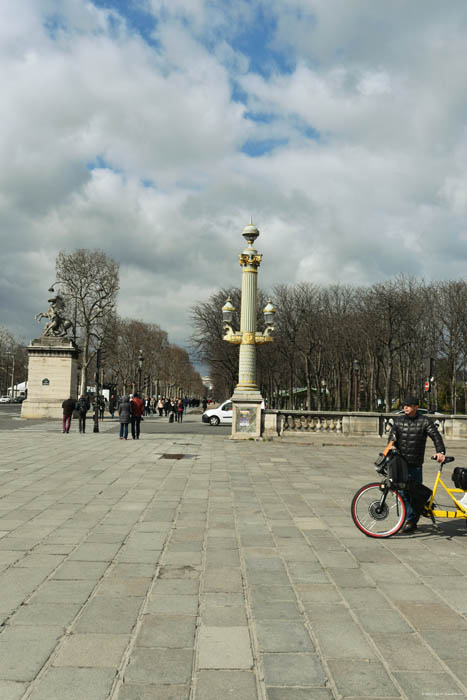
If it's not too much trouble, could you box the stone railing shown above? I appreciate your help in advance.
[262,410,467,439]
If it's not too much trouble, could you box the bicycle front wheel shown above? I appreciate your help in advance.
[351,482,406,538]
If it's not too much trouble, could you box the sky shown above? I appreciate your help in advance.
[2,0,467,353]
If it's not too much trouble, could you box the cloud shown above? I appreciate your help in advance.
[2,0,467,353]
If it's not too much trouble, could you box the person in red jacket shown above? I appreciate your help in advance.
[130,392,145,440]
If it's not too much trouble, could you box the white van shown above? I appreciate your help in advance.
[202,400,232,426]
[201,399,265,426]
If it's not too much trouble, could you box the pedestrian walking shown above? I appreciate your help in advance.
[130,392,145,439]
[118,395,131,440]
[202,397,208,412]
[168,399,176,423]
[61,396,76,433]
[76,394,90,434]
[98,395,106,420]
[177,398,184,423]
[387,395,445,533]
[109,395,116,419]
[157,398,164,417]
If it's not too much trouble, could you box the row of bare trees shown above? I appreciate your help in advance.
[101,318,205,398]
[0,327,27,396]
[56,249,204,398]
[191,277,467,413]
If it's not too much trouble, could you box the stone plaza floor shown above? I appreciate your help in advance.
[1,417,467,699]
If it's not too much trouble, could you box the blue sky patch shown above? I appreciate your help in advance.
[241,138,288,157]
[91,0,157,46]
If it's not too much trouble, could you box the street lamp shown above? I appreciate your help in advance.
[6,352,15,398]
[138,349,144,394]
[222,220,275,438]
[353,359,360,412]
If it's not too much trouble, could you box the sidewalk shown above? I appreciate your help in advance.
[1,423,467,699]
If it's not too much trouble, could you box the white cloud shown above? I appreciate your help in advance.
[1,0,467,349]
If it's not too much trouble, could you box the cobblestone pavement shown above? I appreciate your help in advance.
[1,422,467,700]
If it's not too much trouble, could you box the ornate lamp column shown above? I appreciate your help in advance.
[223,221,275,439]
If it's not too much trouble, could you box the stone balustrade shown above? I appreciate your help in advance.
[262,410,467,439]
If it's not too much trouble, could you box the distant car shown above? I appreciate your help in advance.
[12,396,25,403]
[202,399,265,426]
[202,400,233,426]
[0,396,12,403]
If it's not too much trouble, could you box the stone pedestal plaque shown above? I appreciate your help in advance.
[21,338,80,419]
[231,391,263,440]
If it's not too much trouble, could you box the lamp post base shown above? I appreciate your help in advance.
[231,390,263,439]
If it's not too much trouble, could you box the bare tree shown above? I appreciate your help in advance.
[56,249,119,394]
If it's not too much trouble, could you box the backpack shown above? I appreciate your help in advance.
[451,468,467,491]
[386,452,408,487]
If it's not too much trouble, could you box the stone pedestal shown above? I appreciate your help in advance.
[231,391,263,440]
[21,338,80,419]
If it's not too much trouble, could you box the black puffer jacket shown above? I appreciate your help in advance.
[388,412,445,465]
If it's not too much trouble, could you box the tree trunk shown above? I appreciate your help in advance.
[385,357,393,413]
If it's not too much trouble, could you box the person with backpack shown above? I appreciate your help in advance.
[118,395,132,440]
[387,395,445,533]
[76,394,90,434]
[61,396,76,433]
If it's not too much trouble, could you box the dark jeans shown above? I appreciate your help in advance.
[120,423,128,439]
[62,414,71,432]
[79,413,87,433]
[131,416,142,439]
[401,464,423,523]
[177,411,183,423]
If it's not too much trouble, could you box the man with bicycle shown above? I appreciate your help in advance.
[388,395,445,533]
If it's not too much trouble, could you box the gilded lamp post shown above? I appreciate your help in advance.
[222,221,275,438]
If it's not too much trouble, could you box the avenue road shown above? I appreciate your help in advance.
[0,405,231,436]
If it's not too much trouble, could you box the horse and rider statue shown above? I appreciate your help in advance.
[35,291,73,338]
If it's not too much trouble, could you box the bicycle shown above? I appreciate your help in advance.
[351,450,467,538]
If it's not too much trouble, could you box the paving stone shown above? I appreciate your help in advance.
[249,584,296,604]
[195,670,258,700]
[158,565,201,579]
[31,579,97,604]
[327,659,399,697]
[146,594,199,616]
[396,602,467,630]
[255,620,314,652]
[73,597,143,633]
[198,626,253,669]
[96,576,151,597]
[0,682,28,700]
[356,607,413,635]
[67,543,121,561]
[52,561,109,580]
[0,626,62,681]
[116,686,190,700]
[424,628,467,660]
[392,670,465,700]
[266,689,333,700]
[262,653,326,686]
[201,604,248,626]
[124,648,193,684]
[53,633,129,667]
[152,578,199,595]
[137,614,197,648]
[27,667,116,700]
[251,600,302,620]
[203,567,243,593]
[372,634,444,671]
[9,602,80,627]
